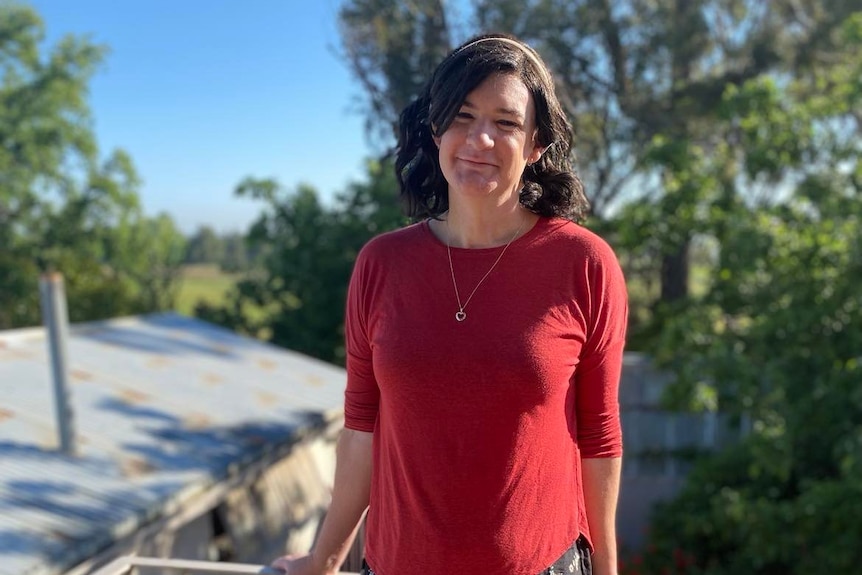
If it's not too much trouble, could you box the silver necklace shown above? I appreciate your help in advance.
[445,215,526,322]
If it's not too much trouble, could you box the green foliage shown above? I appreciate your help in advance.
[220,233,250,272]
[197,159,408,364]
[0,4,185,328]
[184,226,226,265]
[632,11,862,574]
[338,0,452,142]
[637,443,862,574]
[183,226,254,273]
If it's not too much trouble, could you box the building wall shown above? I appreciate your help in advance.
[617,353,742,550]
[63,419,343,575]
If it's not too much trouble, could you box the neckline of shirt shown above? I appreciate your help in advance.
[420,215,567,255]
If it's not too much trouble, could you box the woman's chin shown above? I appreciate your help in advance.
[448,179,502,199]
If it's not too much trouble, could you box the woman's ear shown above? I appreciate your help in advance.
[527,130,548,164]
[528,145,547,165]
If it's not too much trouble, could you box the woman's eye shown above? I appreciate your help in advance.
[498,120,519,129]
[455,112,473,120]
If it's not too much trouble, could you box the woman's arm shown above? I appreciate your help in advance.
[582,456,622,575]
[272,428,373,575]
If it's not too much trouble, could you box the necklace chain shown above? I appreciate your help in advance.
[446,215,526,322]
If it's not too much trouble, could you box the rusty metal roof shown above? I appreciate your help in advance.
[0,313,346,575]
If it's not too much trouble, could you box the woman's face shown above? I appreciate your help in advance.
[434,73,543,204]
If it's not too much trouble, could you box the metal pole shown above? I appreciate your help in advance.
[665,414,676,477]
[39,272,76,456]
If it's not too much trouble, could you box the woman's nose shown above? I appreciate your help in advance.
[467,121,494,149]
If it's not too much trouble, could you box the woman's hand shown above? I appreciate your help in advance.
[270,429,372,575]
[270,553,329,575]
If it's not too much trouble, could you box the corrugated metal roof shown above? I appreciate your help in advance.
[0,313,346,575]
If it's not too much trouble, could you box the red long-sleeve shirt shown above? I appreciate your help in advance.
[344,217,627,574]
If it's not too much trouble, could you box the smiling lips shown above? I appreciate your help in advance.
[458,156,497,167]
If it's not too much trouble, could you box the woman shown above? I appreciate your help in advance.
[273,33,628,575]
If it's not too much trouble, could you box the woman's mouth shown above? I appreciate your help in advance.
[458,156,495,167]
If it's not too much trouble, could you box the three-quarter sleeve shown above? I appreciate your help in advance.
[575,242,628,458]
[343,247,380,432]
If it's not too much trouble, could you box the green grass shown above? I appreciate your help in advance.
[174,264,240,316]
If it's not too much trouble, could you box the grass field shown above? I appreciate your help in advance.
[174,264,241,316]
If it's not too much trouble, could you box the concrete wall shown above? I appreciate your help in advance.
[616,353,742,550]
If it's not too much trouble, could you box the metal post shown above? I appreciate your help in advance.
[665,414,677,477]
[39,273,76,456]
[704,410,717,449]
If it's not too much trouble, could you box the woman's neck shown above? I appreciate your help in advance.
[441,196,537,249]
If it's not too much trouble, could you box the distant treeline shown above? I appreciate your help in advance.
[182,226,258,272]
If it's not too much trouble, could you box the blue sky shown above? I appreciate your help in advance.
[26,0,373,234]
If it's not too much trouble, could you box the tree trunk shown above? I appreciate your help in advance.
[660,241,689,303]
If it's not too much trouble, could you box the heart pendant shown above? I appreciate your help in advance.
[455,311,466,322]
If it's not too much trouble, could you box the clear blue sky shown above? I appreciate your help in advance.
[26,0,373,234]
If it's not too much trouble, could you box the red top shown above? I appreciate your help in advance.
[344,217,627,575]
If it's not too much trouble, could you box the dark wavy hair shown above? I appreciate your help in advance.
[395,33,588,222]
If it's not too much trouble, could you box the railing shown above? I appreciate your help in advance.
[91,556,358,575]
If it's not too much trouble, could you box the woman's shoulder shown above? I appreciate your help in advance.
[539,217,620,264]
[539,219,627,296]
[356,221,429,263]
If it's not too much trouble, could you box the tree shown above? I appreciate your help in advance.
[338,0,454,144]
[109,211,188,312]
[635,13,862,574]
[197,160,407,363]
[221,232,250,273]
[184,225,226,265]
[0,4,184,328]
[338,0,860,308]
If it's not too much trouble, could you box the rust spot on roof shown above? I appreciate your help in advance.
[210,344,231,356]
[0,348,35,360]
[183,413,211,429]
[70,369,94,382]
[256,391,278,406]
[0,408,14,422]
[305,374,324,387]
[257,358,277,371]
[120,388,150,404]
[120,456,157,477]
[201,373,223,386]
[146,356,172,368]
[48,528,78,543]
[38,431,55,449]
